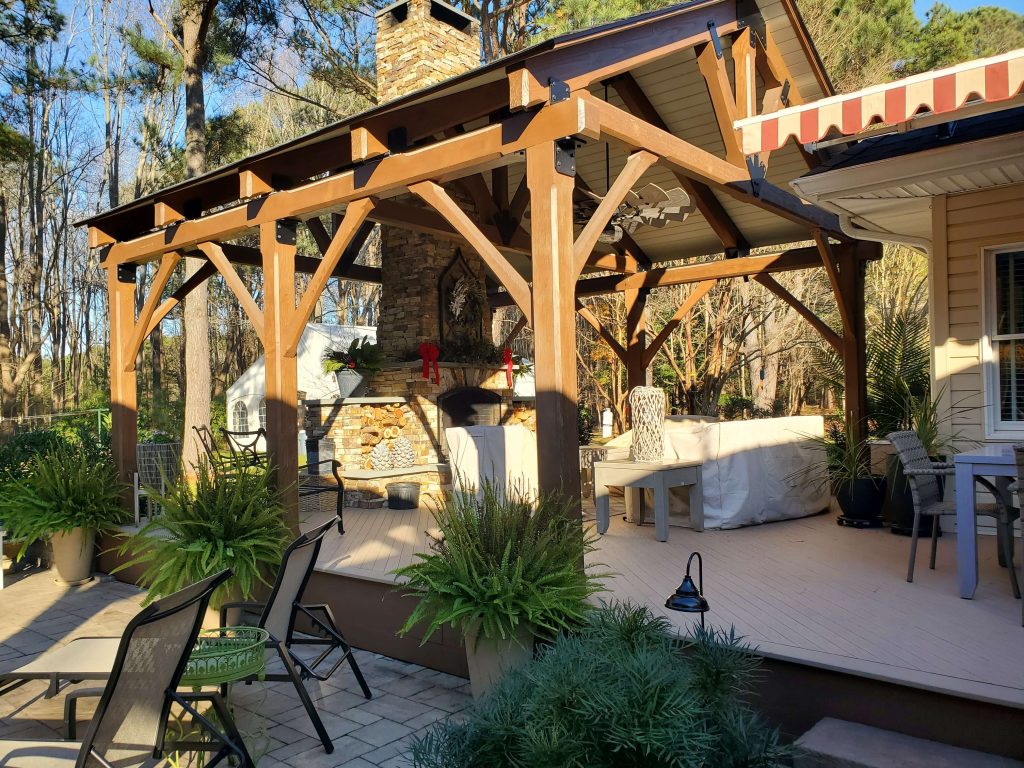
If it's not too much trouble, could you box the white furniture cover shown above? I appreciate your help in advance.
[605,415,829,529]
[445,425,539,499]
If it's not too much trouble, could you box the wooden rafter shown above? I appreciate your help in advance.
[573,150,658,276]
[199,241,265,343]
[218,243,382,284]
[509,176,530,224]
[753,273,841,353]
[607,72,748,252]
[586,252,639,274]
[410,180,533,324]
[813,230,853,337]
[695,42,744,167]
[503,313,529,345]
[642,279,716,367]
[287,198,376,356]
[576,300,626,361]
[754,28,818,169]
[734,28,757,119]
[617,246,823,291]
[123,252,181,372]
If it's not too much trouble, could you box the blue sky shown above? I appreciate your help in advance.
[915,0,1024,14]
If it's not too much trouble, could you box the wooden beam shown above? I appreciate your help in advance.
[813,230,853,336]
[642,279,716,367]
[527,141,581,504]
[508,1,739,109]
[261,219,300,531]
[695,42,744,167]
[145,261,216,336]
[576,301,626,362]
[492,166,509,211]
[154,201,184,227]
[123,252,182,371]
[754,28,818,170]
[107,264,137,496]
[217,243,382,284]
[410,180,533,324]
[608,73,748,252]
[509,176,530,223]
[305,216,333,254]
[105,96,599,266]
[734,27,757,119]
[239,169,273,198]
[617,246,823,290]
[503,313,529,346]
[287,199,376,356]
[89,227,115,249]
[573,150,657,275]
[837,241,875,443]
[586,251,639,273]
[753,273,841,353]
[199,241,265,344]
[370,198,532,256]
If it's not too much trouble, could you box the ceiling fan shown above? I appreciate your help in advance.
[573,182,695,244]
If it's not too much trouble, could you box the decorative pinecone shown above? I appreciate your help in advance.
[391,437,415,469]
[370,441,392,471]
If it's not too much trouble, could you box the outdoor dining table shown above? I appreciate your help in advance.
[954,444,1015,599]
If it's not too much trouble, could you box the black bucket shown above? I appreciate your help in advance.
[387,482,421,510]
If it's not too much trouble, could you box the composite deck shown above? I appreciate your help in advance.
[302,501,1024,709]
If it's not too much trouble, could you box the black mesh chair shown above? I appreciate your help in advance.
[0,570,252,767]
[218,518,370,755]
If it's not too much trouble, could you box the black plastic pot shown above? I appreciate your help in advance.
[835,476,886,528]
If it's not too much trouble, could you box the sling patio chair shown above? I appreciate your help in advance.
[0,521,367,756]
[0,569,254,767]
[888,431,1020,595]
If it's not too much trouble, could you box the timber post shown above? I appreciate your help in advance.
[837,240,874,444]
[624,287,650,393]
[107,261,138,505]
[261,219,301,532]
[527,141,582,509]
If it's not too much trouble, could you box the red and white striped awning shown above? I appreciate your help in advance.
[735,49,1024,155]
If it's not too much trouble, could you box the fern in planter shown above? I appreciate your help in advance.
[115,458,289,609]
[394,481,606,645]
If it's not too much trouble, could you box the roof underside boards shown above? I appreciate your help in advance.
[81,0,833,270]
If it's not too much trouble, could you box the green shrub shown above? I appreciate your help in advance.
[411,602,787,768]
[116,458,289,609]
[0,444,126,558]
[322,336,383,374]
[395,481,606,644]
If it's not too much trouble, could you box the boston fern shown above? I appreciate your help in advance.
[411,602,788,768]
[395,481,606,644]
[116,458,289,609]
[0,444,126,558]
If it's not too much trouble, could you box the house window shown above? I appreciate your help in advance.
[258,398,267,429]
[232,400,249,432]
[988,247,1024,431]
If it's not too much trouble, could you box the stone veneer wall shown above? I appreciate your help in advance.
[375,0,481,104]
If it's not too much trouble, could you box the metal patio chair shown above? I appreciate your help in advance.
[217,518,371,754]
[0,569,252,767]
[888,431,1020,595]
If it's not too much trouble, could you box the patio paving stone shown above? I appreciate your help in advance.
[0,567,471,766]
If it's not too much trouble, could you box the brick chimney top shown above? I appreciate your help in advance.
[375,0,481,103]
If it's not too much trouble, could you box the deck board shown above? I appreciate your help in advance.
[302,502,1024,707]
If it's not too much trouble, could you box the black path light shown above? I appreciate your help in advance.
[665,551,709,629]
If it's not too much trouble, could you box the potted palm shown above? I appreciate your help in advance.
[825,422,886,528]
[115,457,289,620]
[0,444,127,584]
[322,337,382,398]
[395,481,605,697]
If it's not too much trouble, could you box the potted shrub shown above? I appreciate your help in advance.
[0,443,126,584]
[323,337,382,398]
[116,457,289,620]
[823,421,886,528]
[394,481,605,697]
[410,602,788,767]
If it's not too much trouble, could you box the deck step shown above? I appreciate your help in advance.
[794,718,1024,768]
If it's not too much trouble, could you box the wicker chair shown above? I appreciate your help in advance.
[0,570,252,767]
[888,432,1020,595]
[1010,446,1024,625]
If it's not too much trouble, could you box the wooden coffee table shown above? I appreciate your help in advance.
[593,459,703,541]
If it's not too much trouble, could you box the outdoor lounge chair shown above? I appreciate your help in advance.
[0,521,367,757]
[888,431,1020,595]
[0,569,253,767]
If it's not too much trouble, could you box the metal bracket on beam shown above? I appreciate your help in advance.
[117,263,137,284]
[554,137,576,177]
[736,0,766,46]
[780,81,791,107]
[746,155,766,196]
[548,78,570,104]
[708,21,723,59]
[276,219,298,245]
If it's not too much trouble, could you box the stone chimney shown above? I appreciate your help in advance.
[375,0,481,104]
[373,0,492,362]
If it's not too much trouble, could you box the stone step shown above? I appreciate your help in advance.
[794,718,1024,768]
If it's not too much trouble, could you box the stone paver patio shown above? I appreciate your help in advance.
[0,567,471,766]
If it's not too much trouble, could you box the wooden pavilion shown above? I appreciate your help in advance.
[80,0,880,526]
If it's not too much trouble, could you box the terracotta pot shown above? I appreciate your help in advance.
[464,624,534,698]
[50,528,95,585]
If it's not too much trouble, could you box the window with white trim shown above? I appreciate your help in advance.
[989,247,1024,430]
[258,398,267,429]
[232,400,249,432]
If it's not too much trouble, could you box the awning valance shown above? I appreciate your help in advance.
[735,48,1024,155]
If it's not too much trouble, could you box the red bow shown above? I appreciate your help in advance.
[418,342,440,385]
[503,347,514,388]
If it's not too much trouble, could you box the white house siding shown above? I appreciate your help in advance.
[931,182,1024,451]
